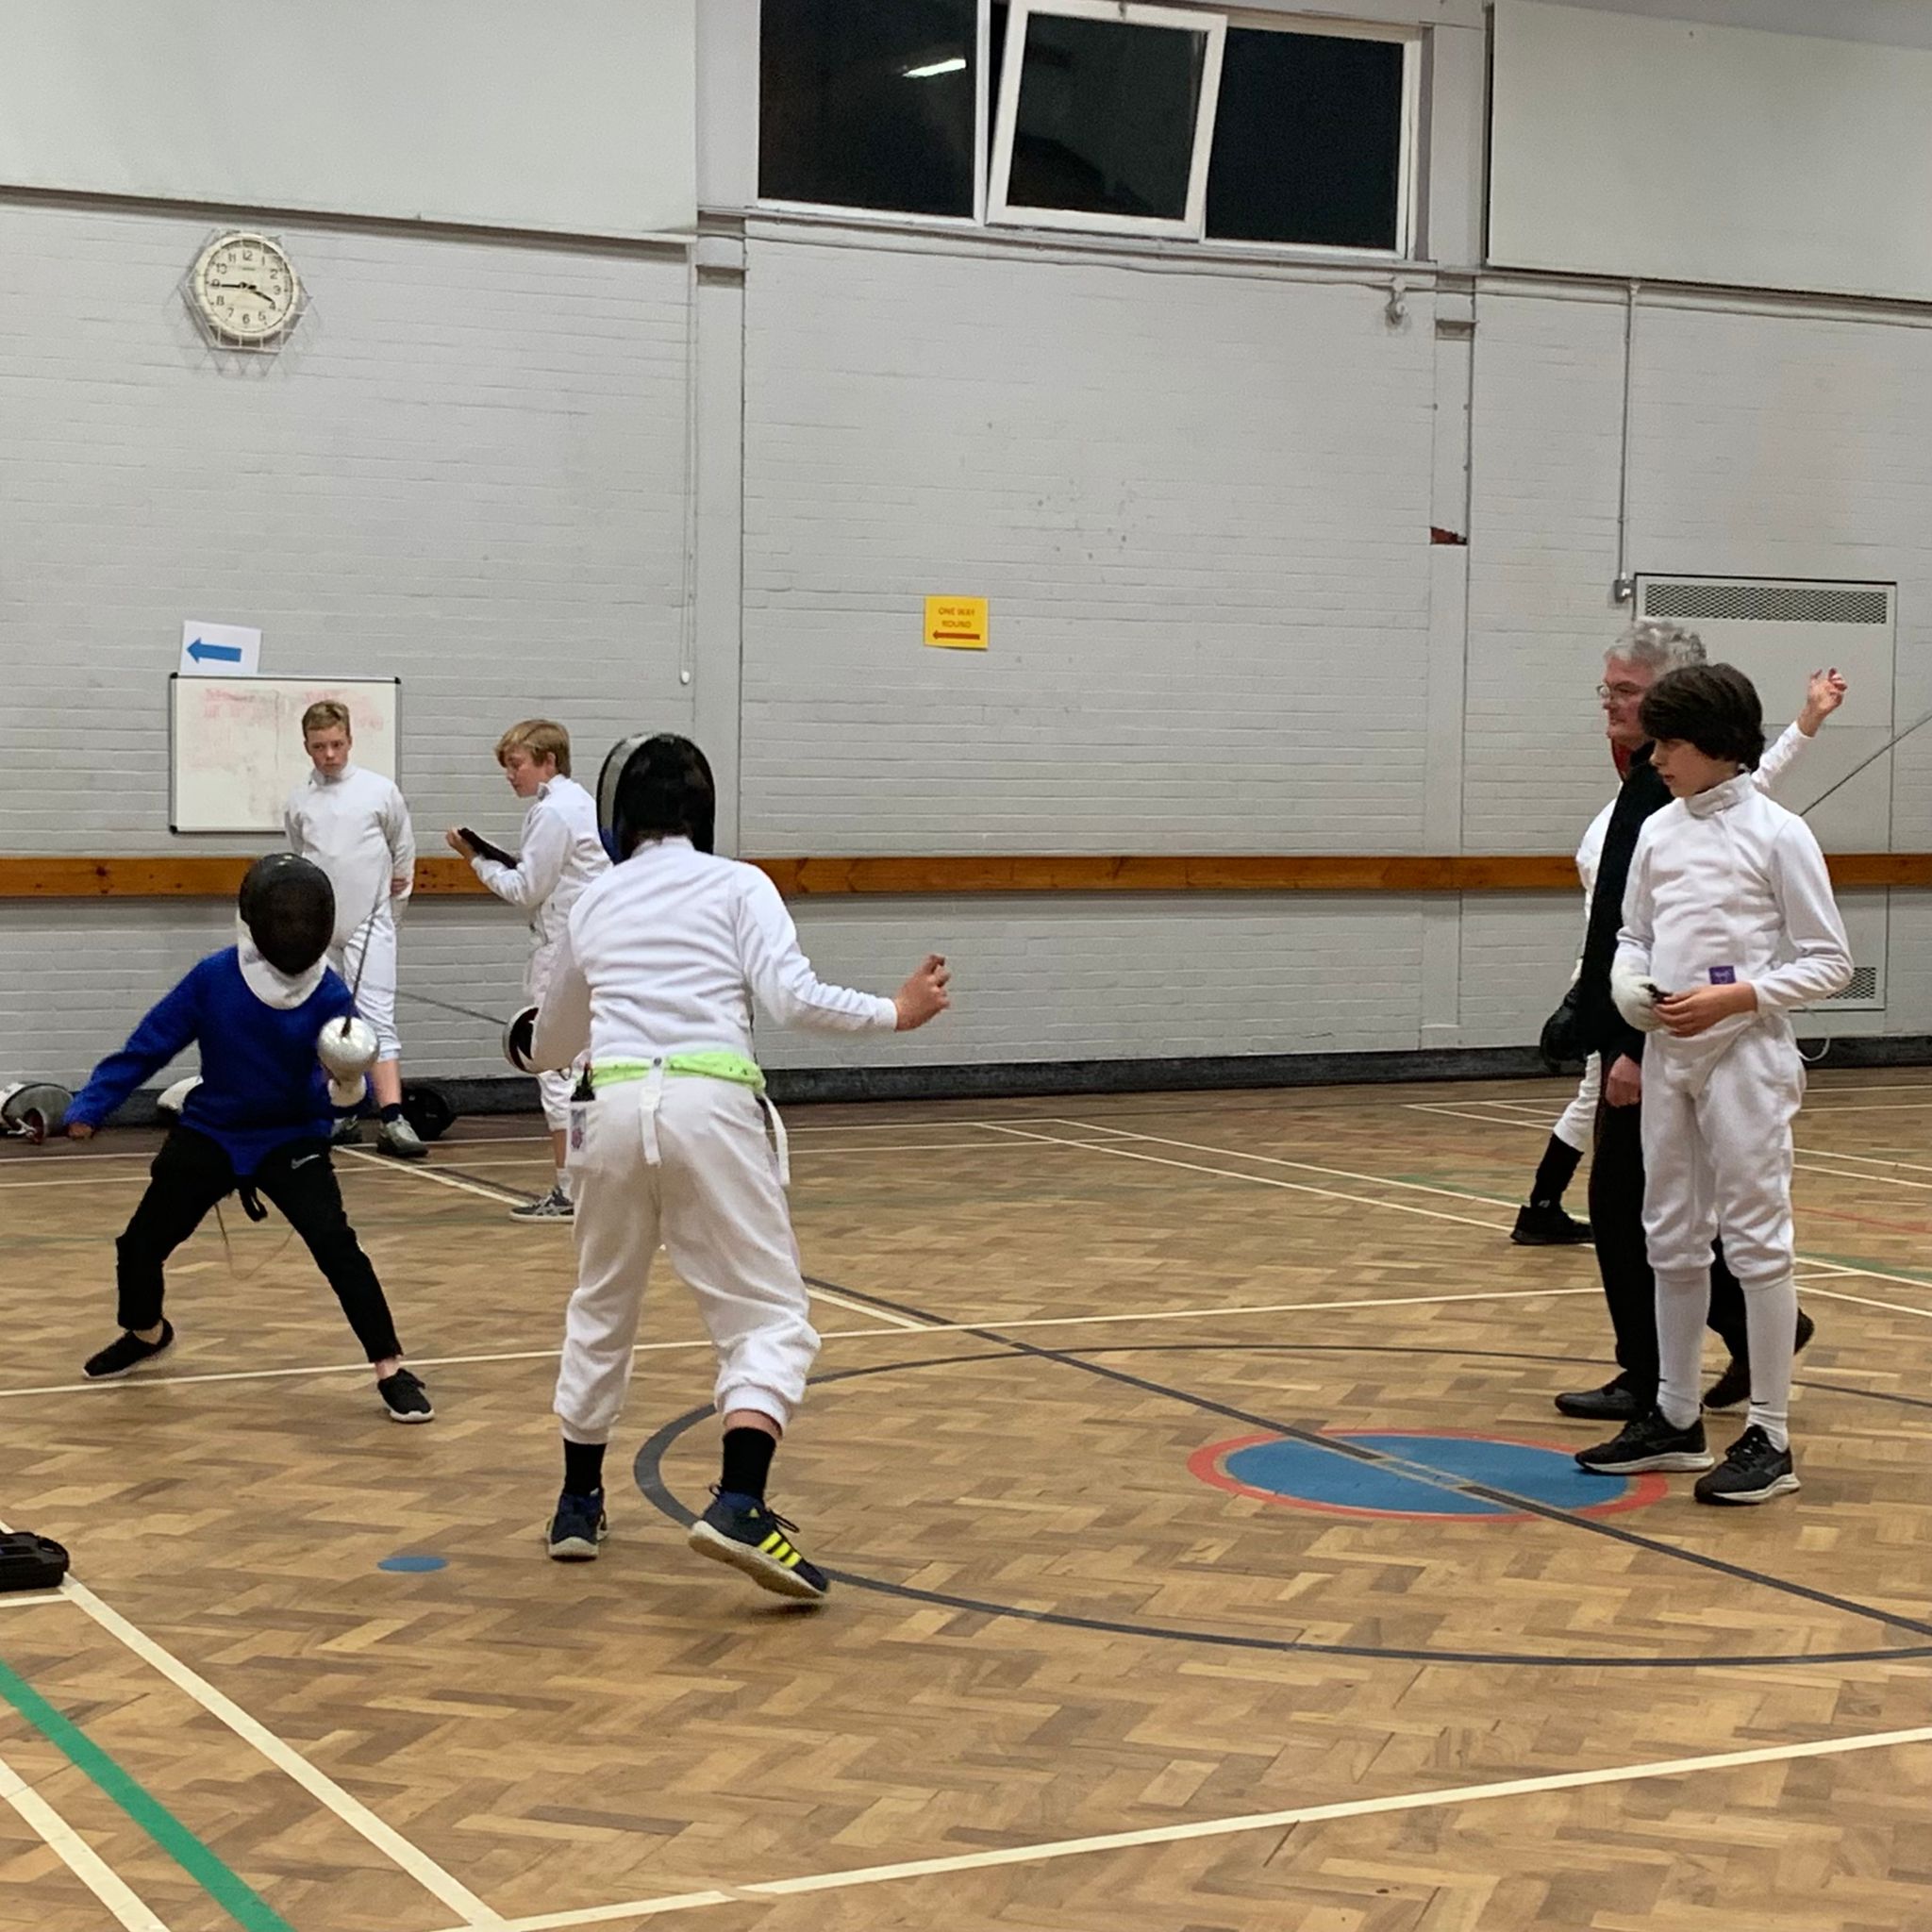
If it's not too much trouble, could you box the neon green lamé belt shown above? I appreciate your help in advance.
[591,1052,766,1093]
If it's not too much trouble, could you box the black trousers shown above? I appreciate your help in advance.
[1587,1094,1748,1399]
[115,1127,403,1362]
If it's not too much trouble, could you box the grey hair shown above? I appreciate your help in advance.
[1608,620,1707,675]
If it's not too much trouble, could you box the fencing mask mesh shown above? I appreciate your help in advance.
[596,733,716,863]
[239,855,336,976]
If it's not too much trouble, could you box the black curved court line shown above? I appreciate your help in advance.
[801,1275,1932,1642]
[634,1298,1932,1667]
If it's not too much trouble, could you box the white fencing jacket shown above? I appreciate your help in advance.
[284,764,415,948]
[470,775,608,980]
[1615,773,1852,1094]
[530,836,897,1071]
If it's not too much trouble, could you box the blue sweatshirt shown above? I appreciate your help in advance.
[68,949,356,1176]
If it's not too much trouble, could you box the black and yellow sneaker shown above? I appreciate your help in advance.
[1694,1424,1799,1506]
[688,1490,828,1602]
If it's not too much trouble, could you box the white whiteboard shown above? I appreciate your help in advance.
[171,676,400,833]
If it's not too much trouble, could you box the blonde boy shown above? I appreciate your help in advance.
[284,702,423,1158]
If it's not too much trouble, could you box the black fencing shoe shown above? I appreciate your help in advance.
[83,1321,175,1380]
[546,1489,608,1560]
[1555,1378,1643,1422]
[1694,1425,1799,1506]
[1511,1203,1592,1246]
[1576,1408,1713,1474]
[688,1491,828,1603]
[376,1367,434,1424]
[1704,1308,1815,1414]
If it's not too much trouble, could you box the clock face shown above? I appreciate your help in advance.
[191,232,300,342]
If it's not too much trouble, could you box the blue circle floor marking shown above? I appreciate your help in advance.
[376,1554,448,1574]
[1191,1429,1668,1521]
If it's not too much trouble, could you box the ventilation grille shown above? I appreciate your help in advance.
[1824,966,1880,1004]
[1641,582,1889,625]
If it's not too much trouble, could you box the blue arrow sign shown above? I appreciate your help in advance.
[186,638,244,664]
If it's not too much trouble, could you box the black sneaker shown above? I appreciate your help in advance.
[1576,1407,1714,1474]
[1511,1202,1592,1246]
[546,1488,608,1560]
[1704,1310,1815,1414]
[1694,1424,1800,1506]
[1554,1378,1644,1422]
[688,1490,829,1602]
[83,1321,175,1380]
[376,1367,434,1424]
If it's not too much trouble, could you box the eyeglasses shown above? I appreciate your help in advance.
[1597,682,1645,701]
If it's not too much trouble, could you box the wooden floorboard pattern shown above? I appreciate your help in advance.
[3,1074,1930,1929]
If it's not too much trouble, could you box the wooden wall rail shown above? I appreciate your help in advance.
[4,853,1931,899]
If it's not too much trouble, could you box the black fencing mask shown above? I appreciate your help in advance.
[597,734,716,862]
[239,855,336,975]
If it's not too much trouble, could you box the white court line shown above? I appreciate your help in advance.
[1404,1101,1548,1130]
[806,1285,928,1331]
[0,1591,72,1610]
[0,1288,1605,1405]
[0,1748,170,1931]
[422,1721,1932,1932]
[56,1577,506,1927]
[336,1146,526,1206]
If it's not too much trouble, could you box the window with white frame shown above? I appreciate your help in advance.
[758,2,1420,255]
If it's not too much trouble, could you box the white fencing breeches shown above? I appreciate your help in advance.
[527,941,582,1132]
[552,1072,819,1445]
[1553,1053,1602,1154]
[330,913,399,1060]
[1641,1028,1804,1444]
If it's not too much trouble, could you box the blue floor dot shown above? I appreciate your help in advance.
[376,1554,448,1574]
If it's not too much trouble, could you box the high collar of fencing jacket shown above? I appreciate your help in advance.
[1681,769,1755,820]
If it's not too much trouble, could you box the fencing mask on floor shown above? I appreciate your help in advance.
[0,1082,72,1143]
[596,733,715,864]
[239,855,336,976]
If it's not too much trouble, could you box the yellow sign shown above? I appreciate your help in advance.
[924,595,989,650]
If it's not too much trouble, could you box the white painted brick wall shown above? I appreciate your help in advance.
[0,200,693,1082]
[739,237,1441,854]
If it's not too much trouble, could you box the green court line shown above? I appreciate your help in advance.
[0,1645,296,1932]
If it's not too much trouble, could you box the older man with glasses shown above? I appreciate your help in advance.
[1532,621,1844,1422]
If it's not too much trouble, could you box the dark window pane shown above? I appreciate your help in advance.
[1004,12,1207,222]
[1207,29,1405,249]
[760,0,977,216]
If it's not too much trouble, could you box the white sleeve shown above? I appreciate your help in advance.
[1612,825,1657,981]
[1753,721,1811,797]
[283,797,303,855]
[1757,824,1854,1013]
[527,919,592,1069]
[473,800,567,911]
[736,874,898,1034]
[384,784,416,901]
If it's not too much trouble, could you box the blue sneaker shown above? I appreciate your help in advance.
[546,1487,607,1561]
[687,1490,828,1602]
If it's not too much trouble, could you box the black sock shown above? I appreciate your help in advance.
[1528,1134,1582,1208]
[720,1427,775,1503]
[562,1439,606,1496]
[378,1102,404,1124]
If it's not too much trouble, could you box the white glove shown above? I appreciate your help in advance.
[1610,963,1668,1032]
[318,1016,379,1080]
[328,1074,367,1109]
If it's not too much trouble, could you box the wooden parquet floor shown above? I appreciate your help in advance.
[3,1074,1931,1931]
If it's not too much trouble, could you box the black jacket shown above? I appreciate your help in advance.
[1572,744,1672,1066]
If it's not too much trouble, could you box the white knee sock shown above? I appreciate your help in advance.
[1741,1275,1797,1450]
[1654,1266,1708,1431]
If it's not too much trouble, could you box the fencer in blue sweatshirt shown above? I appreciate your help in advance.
[65,856,434,1424]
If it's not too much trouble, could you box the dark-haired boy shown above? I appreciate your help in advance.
[1578,665,1850,1504]
[525,734,950,1595]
